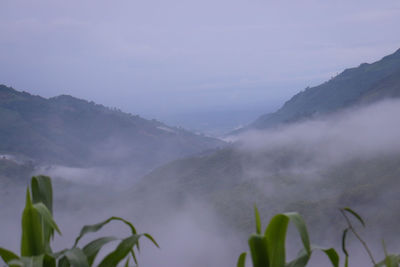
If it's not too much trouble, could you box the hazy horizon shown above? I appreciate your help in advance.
[1,0,400,133]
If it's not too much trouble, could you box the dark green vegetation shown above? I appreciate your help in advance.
[238,207,400,267]
[0,86,224,173]
[0,176,158,267]
[239,48,400,131]
[238,206,339,267]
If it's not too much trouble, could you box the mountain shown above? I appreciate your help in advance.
[128,49,400,242]
[0,85,225,175]
[240,48,400,131]
[130,101,400,242]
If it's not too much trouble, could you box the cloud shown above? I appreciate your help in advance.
[237,99,400,169]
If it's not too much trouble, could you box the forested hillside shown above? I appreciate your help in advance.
[237,48,400,132]
[0,85,224,175]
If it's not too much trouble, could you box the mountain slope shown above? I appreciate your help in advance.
[130,99,400,243]
[0,85,225,174]
[246,48,400,131]
[129,47,400,242]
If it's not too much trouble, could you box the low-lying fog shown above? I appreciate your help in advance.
[1,99,400,266]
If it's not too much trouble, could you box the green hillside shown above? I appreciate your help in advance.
[0,85,224,173]
[243,48,400,131]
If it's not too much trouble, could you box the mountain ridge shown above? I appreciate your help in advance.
[0,85,225,175]
[237,47,400,132]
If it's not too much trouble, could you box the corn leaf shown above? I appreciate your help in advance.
[265,214,290,267]
[308,246,340,267]
[342,228,349,267]
[33,203,61,235]
[98,235,141,267]
[43,253,56,267]
[237,252,247,267]
[320,248,339,267]
[254,205,262,235]
[285,249,309,267]
[61,248,90,267]
[31,176,53,213]
[74,217,137,247]
[343,207,365,227]
[248,234,269,267]
[82,237,118,266]
[143,233,160,248]
[0,247,19,264]
[124,257,130,267]
[21,188,45,257]
[375,256,400,267]
[8,255,44,267]
[31,175,55,249]
[284,213,311,255]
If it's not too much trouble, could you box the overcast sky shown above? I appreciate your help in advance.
[1,0,400,125]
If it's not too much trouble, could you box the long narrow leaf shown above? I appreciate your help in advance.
[321,248,339,267]
[342,228,349,267]
[74,217,137,247]
[143,233,160,248]
[82,237,118,266]
[237,252,247,267]
[124,257,130,267]
[284,212,311,255]
[248,234,269,267]
[9,255,44,267]
[98,235,141,267]
[254,205,262,235]
[285,249,309,267]
[0,247,19,264]
[31,176,53,213]
[31,175,55,248]
[21,188,45,257]
[265,214,290,267]
[308,246,340,267]
[375,255,400,267]
[33,203,61,235]
[62,248,90,267]
[343,207,365,227]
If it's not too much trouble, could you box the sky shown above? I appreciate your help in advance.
[0,0,400,132]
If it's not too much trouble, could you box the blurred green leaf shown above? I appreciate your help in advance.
[265,214,289,267]
[343,207,365,227]
[254,205,262,235]
[21,188,45,257]
[61,248,90,267]
[98,235,140,267]
[237,252,247,267]
[74,217,137,247]
[0,247,19,264]
[248,234,269,267]
[82,237,118,266]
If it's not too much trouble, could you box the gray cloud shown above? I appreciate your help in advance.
[1,1,399,126]
[236,99,400,170]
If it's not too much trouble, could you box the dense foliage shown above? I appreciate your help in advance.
[0,176,158,267]
[237,206,400,267]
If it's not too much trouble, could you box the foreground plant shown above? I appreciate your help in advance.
[340,207,400,267]
[0,175,158,267]
[238,206,400,267]
[237,205,339,267]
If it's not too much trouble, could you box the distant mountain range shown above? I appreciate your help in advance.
[130,48,400,238]
[234,48,400,132]
[0,85,225,175]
